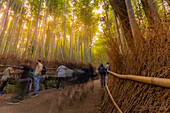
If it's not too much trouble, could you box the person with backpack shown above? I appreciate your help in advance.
[31,60,43,97]
[0,67,14,95]
[98,64,106,88]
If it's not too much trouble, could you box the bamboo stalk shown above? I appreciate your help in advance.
[109,71,170,88]
[105,84,123,113]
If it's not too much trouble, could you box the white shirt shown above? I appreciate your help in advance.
[57,65,67,77]
[106,64,110,72]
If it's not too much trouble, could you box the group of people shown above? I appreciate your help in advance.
[0,60,109,104]
[0,60,69,104]
[0,60,45,104]
[98,62,110,88]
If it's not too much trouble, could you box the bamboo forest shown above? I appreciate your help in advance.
[0,0,108,64]
[0,0,169,112]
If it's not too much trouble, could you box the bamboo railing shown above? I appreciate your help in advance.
[109,71,170,88]
[105,71,170,113]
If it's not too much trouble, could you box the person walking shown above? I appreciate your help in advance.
[6,60,33,104]
[31,60,43,97]
[25,71,34,96]
[98,64,106,88]
[0,67,14,95]
[56,63,67,90]
[105,62,110,80]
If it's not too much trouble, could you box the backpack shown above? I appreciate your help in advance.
[99,66,105,73]
[41,66,46,75]
[30,72,35,78]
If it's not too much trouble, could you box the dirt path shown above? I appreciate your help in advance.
[0,80,103,113]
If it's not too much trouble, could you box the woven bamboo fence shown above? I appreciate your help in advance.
[100,72,170,113]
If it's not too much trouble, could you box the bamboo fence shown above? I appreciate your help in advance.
[104,71,170,113]
[109,71,170,88]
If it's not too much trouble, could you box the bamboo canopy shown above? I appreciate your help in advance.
[109,71,170,88]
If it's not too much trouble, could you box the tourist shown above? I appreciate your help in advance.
[0,67,14,95]
[98,64,106,88]
[6,60,33,104]
[31,60,43,97]
[25,71,34,96]
[105,62,110,80]
[56,63,67,90]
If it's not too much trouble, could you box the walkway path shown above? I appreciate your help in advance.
[0,80,103,113]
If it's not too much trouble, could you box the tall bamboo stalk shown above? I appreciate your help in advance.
[0,5,20,54]
[109,0,136,53]
[28,0,42,57]
[141,0,162,28]
[103,0,112,41]
[62,0,66,59]
[33,20,43,59]
[52,5,60,59]
[0,0,11,34]
[17,18,26,55]
[112,10,123,54]
[83,7,86,62]
[0,0,16,46]
[47,15,56,60]
[125,0,144,46]
[0,0,5,11]
[8,0,25,52]
[70,11,74,60]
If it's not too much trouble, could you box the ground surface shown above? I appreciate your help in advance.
[0,80,103,113]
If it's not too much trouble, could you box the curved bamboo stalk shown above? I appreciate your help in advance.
[109,71,170,88]
[105,84,123,113]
